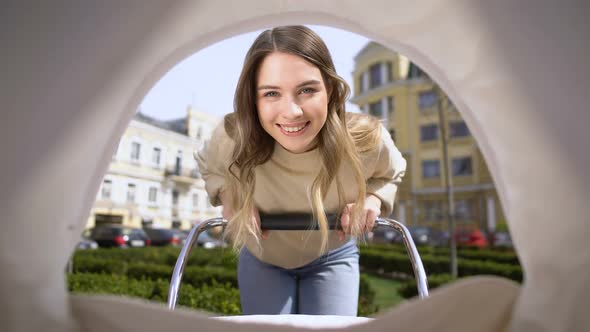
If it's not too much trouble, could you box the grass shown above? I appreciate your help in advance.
[362,273,406,314]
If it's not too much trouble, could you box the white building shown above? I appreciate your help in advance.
[87,106,222,230]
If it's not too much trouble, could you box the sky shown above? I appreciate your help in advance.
[139,25,370,121]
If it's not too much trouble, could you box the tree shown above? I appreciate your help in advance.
[434,84,458,278]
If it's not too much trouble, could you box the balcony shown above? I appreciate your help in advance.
[164,167,200,185]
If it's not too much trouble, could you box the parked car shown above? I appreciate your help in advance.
[408,226,448,246]
[89,224,151,248]
[76,229,99,250]
[183,229,227,249]
[492,231,513,248]
[455,228,489,248]
[369,225,448,247]
[76,237,98,250]
[368,227,400,244]
[143,227,185,247]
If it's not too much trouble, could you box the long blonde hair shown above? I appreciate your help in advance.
[224,25,382,254]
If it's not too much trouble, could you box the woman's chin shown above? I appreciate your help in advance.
[280,142,312,154]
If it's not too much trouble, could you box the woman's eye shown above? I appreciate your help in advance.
[264,91,279,97]
[300,87,316,94]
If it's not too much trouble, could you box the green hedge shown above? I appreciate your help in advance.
[398,274,456,299]
[74,247,238,269]
[70,248,379,316]
[73,257,238,288]
[360,248,522,282]
[362,244,520,266]
[68,273,241,315]
[71,244,522,317]
[358,274,378,316]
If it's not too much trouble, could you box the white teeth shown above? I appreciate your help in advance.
[282,124,306,132]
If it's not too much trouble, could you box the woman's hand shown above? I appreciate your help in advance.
[253,207,269,240]
[219,190,268,240]
[339,194,382,241]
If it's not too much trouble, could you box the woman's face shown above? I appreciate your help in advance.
[256,51,329,154]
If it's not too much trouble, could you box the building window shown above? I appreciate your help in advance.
[152,147,161,165]
[175,150,183,175]
[420,124,439,141]
[172,190,179,205]
[369,101,383,118]
[358,75,365,93]
[192,193,199,208]
[148,187,157,203]
[450,121,470,138]
[422,160,440,178]
[130,142,141,161]
[141,218,153,227]
[126,183,136,203]
[424,200,444,221]
[386,61,393,82]
[408,62,427,79]
[359,72,367,93]
[452,157,473,176]
[455,199,473,220]
[419,90,438,109]
[369,63,382,89]
[101,179,112,199]
[387,96,394,113]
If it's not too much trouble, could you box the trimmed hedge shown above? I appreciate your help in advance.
[398,274,456,299]
[360,248,522,282]
[70,248,379,316]
[358,274,379,316]
[73,256,238,288]
[75,246,238,269]
[68,273,241,315]
[362,244,521,266]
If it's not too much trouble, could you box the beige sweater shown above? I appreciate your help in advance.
[196,120,406,269]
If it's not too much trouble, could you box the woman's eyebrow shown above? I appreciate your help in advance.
[257,79,322,91]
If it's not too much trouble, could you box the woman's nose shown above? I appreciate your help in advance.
[283,100,303,118]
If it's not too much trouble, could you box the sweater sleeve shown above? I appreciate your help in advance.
[366,127,407,217]
[194,122,234,206]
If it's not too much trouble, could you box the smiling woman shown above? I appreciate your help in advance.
[256,52,328,154]
[196,25,407,316]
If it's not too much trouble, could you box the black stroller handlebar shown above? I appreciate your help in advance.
[259,213,341,230]
[167,214,429,310]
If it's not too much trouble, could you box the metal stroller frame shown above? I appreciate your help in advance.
[168,214,429,310]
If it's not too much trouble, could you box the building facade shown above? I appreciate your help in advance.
[351,42,506,233]
[87,106,222,230]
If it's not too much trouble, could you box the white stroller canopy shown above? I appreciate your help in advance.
[0,1,588,331]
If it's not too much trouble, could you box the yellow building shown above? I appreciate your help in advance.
[351,42,506,233]
[87,106,222,230]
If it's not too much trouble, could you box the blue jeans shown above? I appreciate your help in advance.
[237,239,360,316]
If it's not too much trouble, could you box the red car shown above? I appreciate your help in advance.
[455,228,489,248]
[89,224,151,248]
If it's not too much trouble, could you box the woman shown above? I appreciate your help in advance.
[196,25,406,316]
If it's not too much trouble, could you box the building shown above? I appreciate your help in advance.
[351,42,506,233]
[87,106,222,230]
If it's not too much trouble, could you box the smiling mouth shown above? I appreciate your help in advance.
[277,121,310,135]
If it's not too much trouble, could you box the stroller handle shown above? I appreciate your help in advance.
[259,212,341,230]
[167,214,429,310]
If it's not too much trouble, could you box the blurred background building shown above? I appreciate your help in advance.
[351,42,506,234]
[86,106,222,230]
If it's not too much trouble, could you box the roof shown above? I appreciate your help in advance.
[353,41,390,61]
[133,112,187,135]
